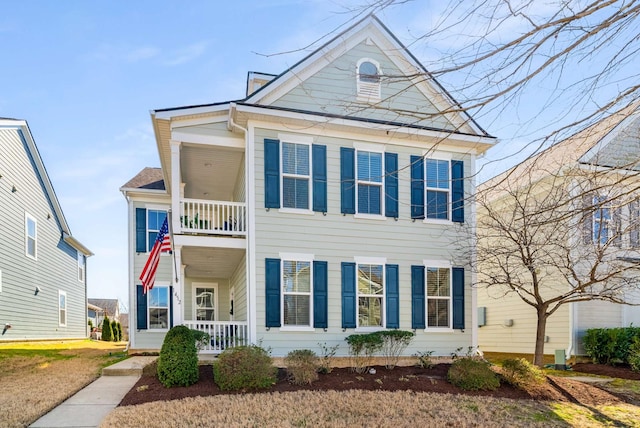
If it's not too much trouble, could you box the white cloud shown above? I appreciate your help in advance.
[162,41,209,66]
[86,43,160,63]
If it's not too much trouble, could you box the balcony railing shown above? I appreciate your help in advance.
[183,320,248,354]
[180,198,246,236]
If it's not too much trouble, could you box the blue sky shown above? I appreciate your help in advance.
[1,1,627,309]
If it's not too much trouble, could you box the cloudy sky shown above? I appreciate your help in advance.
[1,1,627,309]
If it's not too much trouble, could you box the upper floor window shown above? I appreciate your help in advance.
[78,253,85,282]
[357,150,383,215]
[426,159,450,220]
[426,267,451,328]
[281,141,311,210]
[357,263,384,328]
[357,58,381,101]
[592,195,611,244]
[59,290,67,327]
[25,213,37,259]
[147,210,167,249]
[148,285,169,329]
[411,156,464,223]
[282,259,312,326]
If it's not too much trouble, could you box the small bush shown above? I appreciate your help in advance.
[500,358,545,388]
[378,330,414,369]
[101,316,112,342]
[285,349,319,385]
[345,333,383,374]
[447,358,500,391]
[191,329,210,351]
[629,337,640,372]
[583,327,640,365]
[157,325,199,388]
[415,350,435,369]
[317,342,339,374]
[111,320,118,341]
[213,345,276,391]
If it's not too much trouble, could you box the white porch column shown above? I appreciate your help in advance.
[172,244,184,326]
[170,140,182,234]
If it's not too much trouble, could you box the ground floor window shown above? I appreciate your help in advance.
[148,286,169,329]
[357,263,384,327]
[282,259,312,326]
[59,290,67,326]
[426,267,451,328]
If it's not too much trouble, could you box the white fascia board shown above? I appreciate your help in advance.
[171,131,244,149]
[173,234,247,250]
[170,115,228,129]
[153,103,230,120]
[63,233,93,256]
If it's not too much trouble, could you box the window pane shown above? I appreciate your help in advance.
[195,288,214,309]
[296,144,309,175]
[149,308,168,329]
[284,295,310,326]
[358,264,383,295]
[283,261,311,293]
[196,309,215,321]
[149,287,168,307]
[427,268,450,297]
[59,293,66,309]
[426,159,449,189]
[283,177,309,209]
[358,297,382,326]
[357,151,382,182]
[27,219,36,237]
[27,238,36,257]
[426,190,448,219]
[283,142,309,175]
[358,184,381,214]
[427,299,449,327]
[359,62,379,83]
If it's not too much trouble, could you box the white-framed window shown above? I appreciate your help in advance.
[356,150,383,215]
[357,263,385,328]
[147,209,167,250]
[356,58,381,101]
[193,284,217,321]
[148,285,170,330]
[630,200,640,248]
[425,158,450,220]
[593,195,611,244]
[281,139,311,211]
[59,290,67,327]
[282,256,313,327]
[25,213,37,259]
[78,253,85,282]
[426,266,451,328]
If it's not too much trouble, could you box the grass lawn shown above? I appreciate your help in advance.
[0,340,126,428]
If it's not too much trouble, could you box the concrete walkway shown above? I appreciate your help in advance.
[30,356,157,428]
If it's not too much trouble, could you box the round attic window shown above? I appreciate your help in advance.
[359,61,380,83]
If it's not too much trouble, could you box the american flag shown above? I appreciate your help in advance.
[140,217,171,294]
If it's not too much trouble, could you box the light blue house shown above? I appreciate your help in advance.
[122,16,496,357]
[0,118,92,341]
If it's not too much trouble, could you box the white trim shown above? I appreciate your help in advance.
[247,124,257,344]
[422,328,455,333]
[424,265,453,330]
[279,326,315,332]
[354,213,387,221]
[58,290,67,327]
[279,252,315,261]
[354,256,387,265]
[353,141,385,152]
[470,152,478,350]
[148,284,171,331]
[422,259,452,268]
[280,139,313,211]
[356,57,382,102]
[192,282,219,322]
[424,158,451,221]
[355,148,385,216]
[170,114,228,129]
[25,212,37,260]
[422,218,453,226]
[278,133,314,144]
[278,208,315,215]
[171,131,245,149]
[354,261,386,329]
[280,257,314,328]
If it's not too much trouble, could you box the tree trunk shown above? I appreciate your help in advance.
[533,308,548,367]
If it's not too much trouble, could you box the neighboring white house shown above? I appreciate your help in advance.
[0,118,93,341]
[477,105,640,357]
[121,16,496,357]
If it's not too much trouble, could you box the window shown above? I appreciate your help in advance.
[356,58,381,100]
[357,150,383,215]
[357,264,384,327]
[426,159,450,220]
[148,286,169,329]
[147,210,167,250]
[282,259,312,326]
[59,290,67,327]
[281,141,310,210]
[194,285,216,321]
[593,195,611,244]
[78,253,85,282]
[630,200,640,248]
[426,267,451,328]
[25,213,37,259]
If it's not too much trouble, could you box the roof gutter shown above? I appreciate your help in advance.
[63,232,94,256]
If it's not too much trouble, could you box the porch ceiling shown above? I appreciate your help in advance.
[181,145,243,201]
[181,246,244,278]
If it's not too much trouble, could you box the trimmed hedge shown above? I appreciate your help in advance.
[213,345,276,391]
[583,327,640,365]
[157,325,199,387]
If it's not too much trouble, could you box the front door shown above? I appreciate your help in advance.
[193,283,218,321]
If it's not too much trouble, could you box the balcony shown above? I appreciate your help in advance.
[180,198,246,236]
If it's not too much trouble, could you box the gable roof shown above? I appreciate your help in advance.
[88,298,120,317]
[120,167,165,192]
[0,118,93,256]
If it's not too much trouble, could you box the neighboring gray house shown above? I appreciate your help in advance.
[121,16,495,356]
[0,118,92,341]
[88,298,122,325]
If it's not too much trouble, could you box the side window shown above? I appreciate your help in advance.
[78,253,85,282]
[357,263,384,327]
[356,59,381,100]
[425,159,450,220]
[281,142,310,210]
[592,195,611,244]
[356,150,383,215]
[148,286,169,329]
[426,267,451,328]
[25,213,37,259]
[59,290,67,327]
[282,259,312,326]
[147,210,167,250]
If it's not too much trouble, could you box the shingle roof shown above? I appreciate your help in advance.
[121,167,165,190]
[88,299,120,317]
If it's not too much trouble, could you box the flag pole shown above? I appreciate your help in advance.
[167,210,179,283]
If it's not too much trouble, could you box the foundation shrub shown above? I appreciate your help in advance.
[447,358,500,391]
[500,358,545,388]
[345,333,383,374]
[415,350,435,369]
[629,337,640,372]
[378,330,414,369]
[213,345,276,391]
[583,327,640,365]
[157,325,199,388]
[285,349,319,385]
[317,342,339,374]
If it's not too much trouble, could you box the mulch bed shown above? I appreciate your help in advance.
[119,362,635,407]
[571,363,640,380]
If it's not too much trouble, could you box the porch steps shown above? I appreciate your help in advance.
[102,356,158,376]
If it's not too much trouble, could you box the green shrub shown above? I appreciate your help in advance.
[213,345,276,391]
[101,316,112,342]
[583,327,640,365]
[629,337,640,372]
[116,323,123,341]
[191,329,210,351]
[317,342,339,374]
[345,333,383,374]
[157,325,199,388]
[111,320,118,341]
[415,350,435,369]
[500,358,545,388]
[447,358,500,391]
[378,330,414,369]
[285,349,319,385]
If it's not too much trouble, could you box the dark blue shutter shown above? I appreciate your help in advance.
[136,285,147,330]
[136,208,147,252]
[451,160,464,223]
[169,286,174,328]
[265,258,281,327]
[340,147,356,214]
[385,153,398,218]
[341,262,356,328]
[313,261,328,328]
[411,266,425,329]
[264,139,280,209]
[452,267,465,329]
[312,144,327,212]
[385,264,399,328]
[411,155,424,219]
